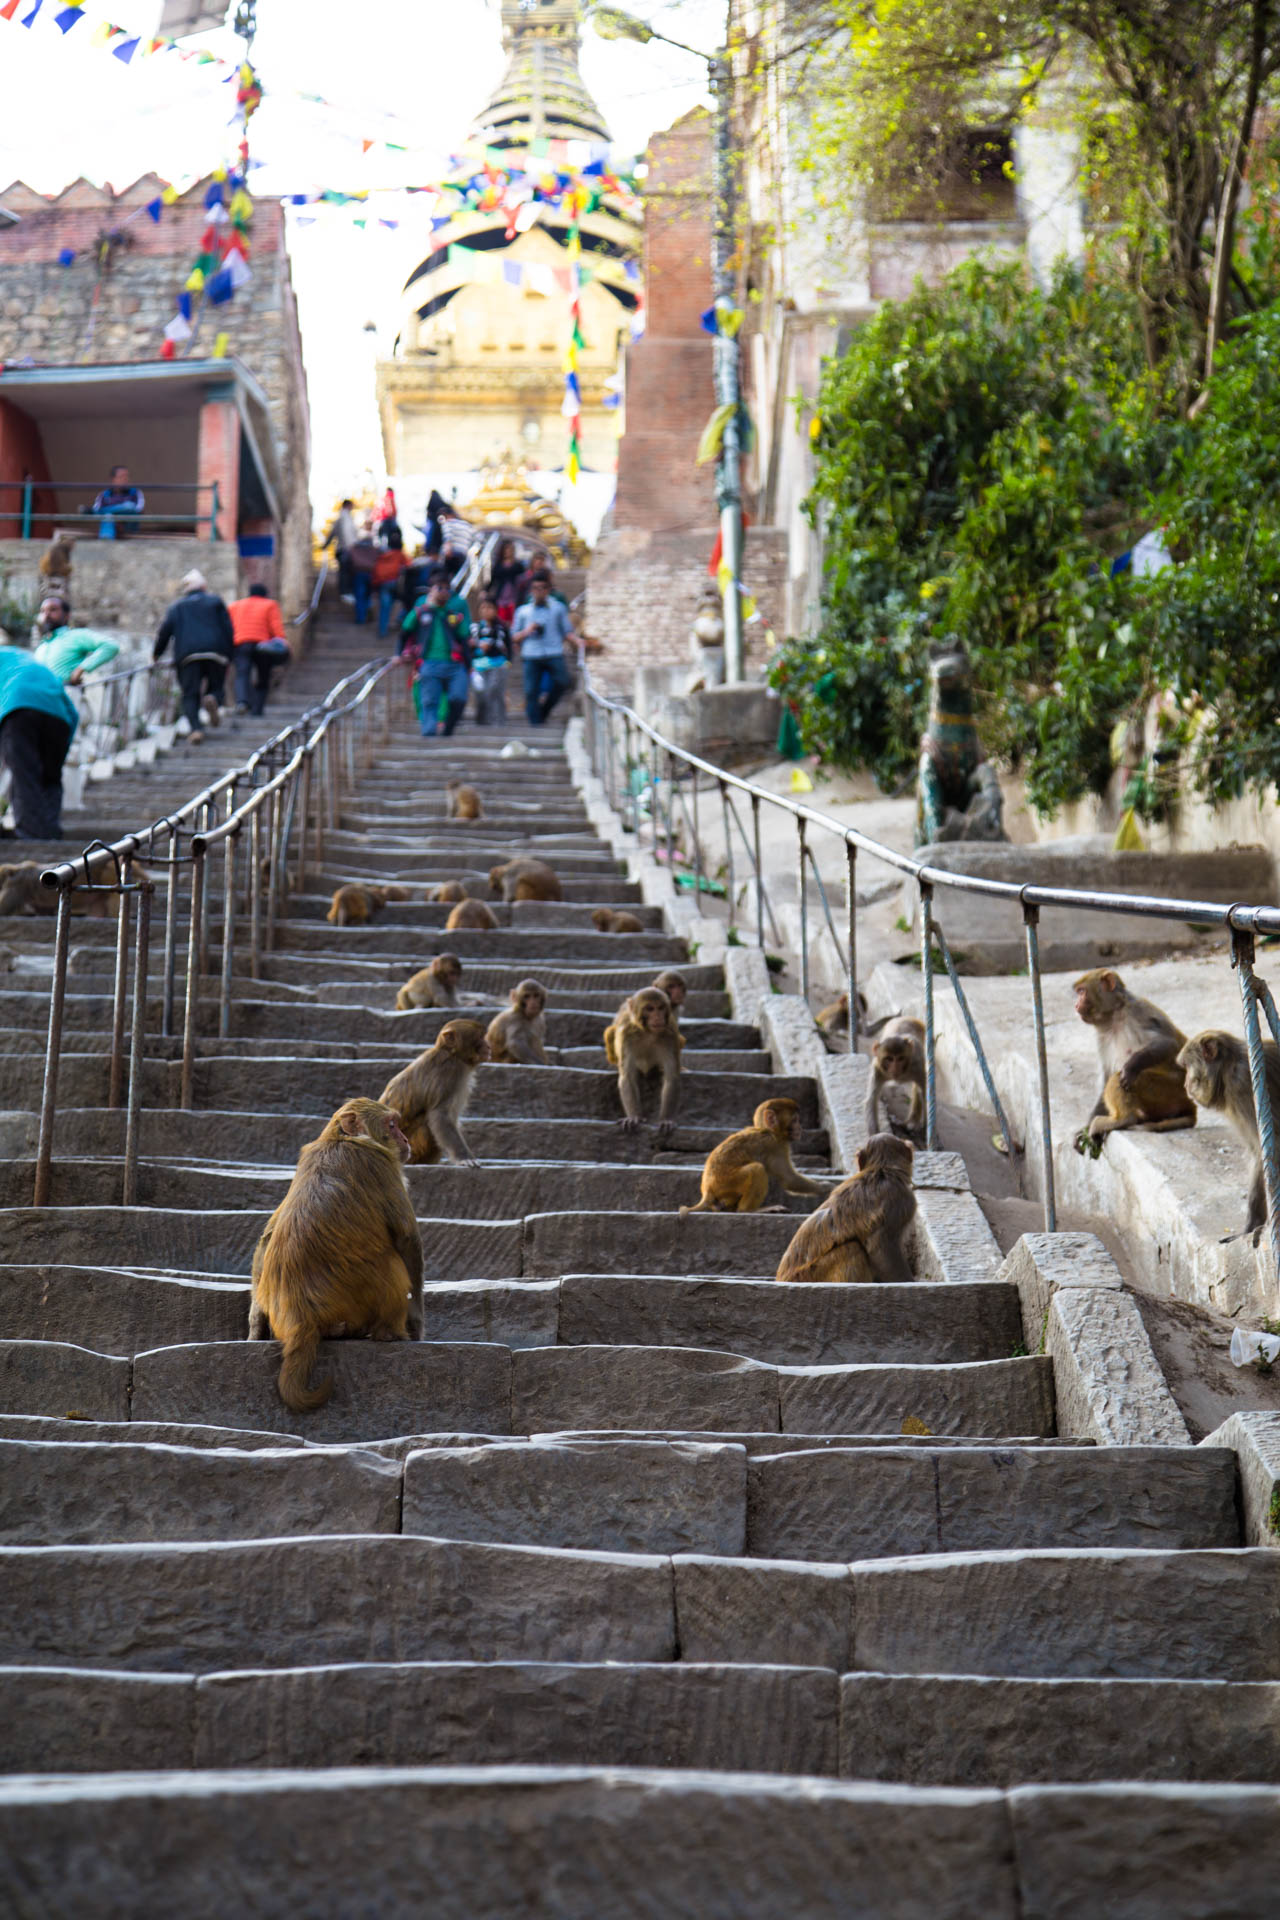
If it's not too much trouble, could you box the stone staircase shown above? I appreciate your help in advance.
[0,613,1275,1914]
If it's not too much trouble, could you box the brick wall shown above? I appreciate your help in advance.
[0,175,312,616]
[586,524,788,688]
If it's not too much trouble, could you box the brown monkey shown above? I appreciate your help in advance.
[613,985,681,1136]
[446,897,499,931]
[247,1098,423,1413]
[606,973,688,1067]
[433,880,467,903]
[490,858,563,903]
[0,861,143,920]
[377,883,412,903]
[652,970,688,1011]
[592,907,646,933]
[682,1098,823,1213]
[445,780,483,821]
[865,1016,927,1140]
[776,1133,915,1284]
[379,1018,491,1165]
[817,992,851,1035]
[327,884,380,927]
[1178,1030,1280,1243]
[395,953,463,1011]
[1074,968,1196,1152]
[486,978,549,1065]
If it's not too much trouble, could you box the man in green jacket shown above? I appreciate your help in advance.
[0,646,79,839]
[400,566,472,739]
[32,596,120,685]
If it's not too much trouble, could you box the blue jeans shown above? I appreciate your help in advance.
[353,572,372,624]
[418,658,470,737]
[377,585,399,639]
[522,650,571,725]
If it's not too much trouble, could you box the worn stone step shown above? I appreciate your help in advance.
[0,1059,804,1123]
[1,1109,802,1167]
[0,1661,840,1778]
[318,835,622,873]
[838,1674,1280,1786]
[0,1538,1272,1679]
[522,1207,829,1276]
[308,979,731,1016]
[0,1336,1055,1442]
[312,875,643,903]
[285,899,668,930]
[44,919,689,963]
[13,1769,1277,1920]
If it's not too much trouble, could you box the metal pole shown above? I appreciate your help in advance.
[692,769,702,901]
[161,823,180,1038]
[107,869,132,1110]
[296,754,311,895]
[846,840,859,1047]
[180,845,204,1110]
[33,889,72,1205]
[720,779,736,933]
[711,48,744,684]
[797,815,809,1001]
[219,827,237,1039]
[1233,927,1280,1283]
[920,882,938,1151]
[122,877,152,1207]
[649,733,659,858]
[1023,902,1056,1229]
[752,791,764,948]
[249,805,264,982]
[264,787,281,954]
[197,799,212,978]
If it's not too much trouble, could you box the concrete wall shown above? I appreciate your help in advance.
[0,536,238,635]
[0,175,311,617]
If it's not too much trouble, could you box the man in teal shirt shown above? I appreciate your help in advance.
[400,566,472,739]
[0,645,79,838]
[32,596,120,685]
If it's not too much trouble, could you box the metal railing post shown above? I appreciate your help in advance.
[249,805,264,982]
[752,791,764,949]
[210,478,220,541]
[180,844,205,1110]
[197,799,212,979]
[797,816,810,1001]
[108,868,132,1110]
[33,888,73,1206]
[264,787,281,954]
[720,780,736,933]
[1233,926,1280,1283]
[1022,901,1056,1230]
[846,840,859,1046]
[160,823,180,1038]
[21,477,32,540]
[296,753,312,895]
[919,881,938,1150]
[121,873,151,1206]
[219,827,238,1039]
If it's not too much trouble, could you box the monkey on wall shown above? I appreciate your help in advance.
[395,954,463,1011]
[446,781,483,821]
[612,985,681,1136]
[592,908,646,934]
[1074,968,1196,1154]
[865,1016,927,1141]
[682,1098,822,1213]
[446,898,500,931]
[1178,1030,1280,1242]
[379,1018,490,1164]
[247,1097,423,1412]
[776,1133,915,1284]
[490,858,562,903]
[486,979,549,1065]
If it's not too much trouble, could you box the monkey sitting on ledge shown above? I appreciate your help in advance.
[1073,967,1196,1156]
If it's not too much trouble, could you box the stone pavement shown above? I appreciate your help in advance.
[0,608,1275,1914]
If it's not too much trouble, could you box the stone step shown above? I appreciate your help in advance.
[0,1269,1016,1364]
[0,1157,824,1220]
[7,1768,1278,1919]
[46,920,691,963]
[1,1109,797,1168]
[312,875,643,902]
[0,1032,770,1071]
[38,975,734,1019]
[317,836,623,872]
[0,1538,1268,1677]
[0,1337,1055,1442]
[0,1058,803,1122]
[286,899,669,930]
[8,1434,1218,1557]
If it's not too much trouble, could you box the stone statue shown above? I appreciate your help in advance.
[915,645,1007,847]
[686,584,726,692]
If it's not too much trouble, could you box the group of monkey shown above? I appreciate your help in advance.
[327,846,644,937]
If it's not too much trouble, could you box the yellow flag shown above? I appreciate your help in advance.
[184,268,205,292]
[790,767,814,792]
[161,185,179,206]
[1113,807,1147,852]
[212,332,229,359]
[697,402,735,465]
[566,446,580,484]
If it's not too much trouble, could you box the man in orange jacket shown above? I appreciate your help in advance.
[229,583,291,716]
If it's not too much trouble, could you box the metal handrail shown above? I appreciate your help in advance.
[577,651,1280,1284]
[1,477,221,541]
[30,633,399,1208]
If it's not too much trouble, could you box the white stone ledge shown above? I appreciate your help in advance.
[1200,1411,1280,1547]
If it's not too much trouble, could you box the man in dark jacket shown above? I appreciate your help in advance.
[154,569,234,742]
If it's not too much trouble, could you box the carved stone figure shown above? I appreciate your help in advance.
[915,645,1007,847]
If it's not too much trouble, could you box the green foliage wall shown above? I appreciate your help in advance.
[772,257,1280,816]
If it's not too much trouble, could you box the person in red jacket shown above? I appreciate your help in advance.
[228,583,290,716]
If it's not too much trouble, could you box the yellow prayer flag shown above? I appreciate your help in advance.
[1112,807,1147,852]
[566,447,580,484]
[212,332,229,359]
[161,185,179,206]
[184,268,205,292]
[790,767,814,793]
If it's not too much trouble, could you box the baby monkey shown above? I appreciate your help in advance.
[445,780,483,821]
[613,984,681,1135]
[865,1016,927,1141]
[1073,967,1195,1156]
[682,1098,823,1213]
[486,978,549,1065]
[445,898,500,931]
[1178,1029,1280,1243]
[379,1018,491,1165]
[396,953,462,1011]
[592,907,646,934]
[776,1132,916,1285]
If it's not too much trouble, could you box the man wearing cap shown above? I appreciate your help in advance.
[153,569,234,743]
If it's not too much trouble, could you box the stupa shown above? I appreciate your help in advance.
[374,0,641,545]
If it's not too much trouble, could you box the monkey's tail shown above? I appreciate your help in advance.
[679,1198,712,1217]
[276,1327,333,1413]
